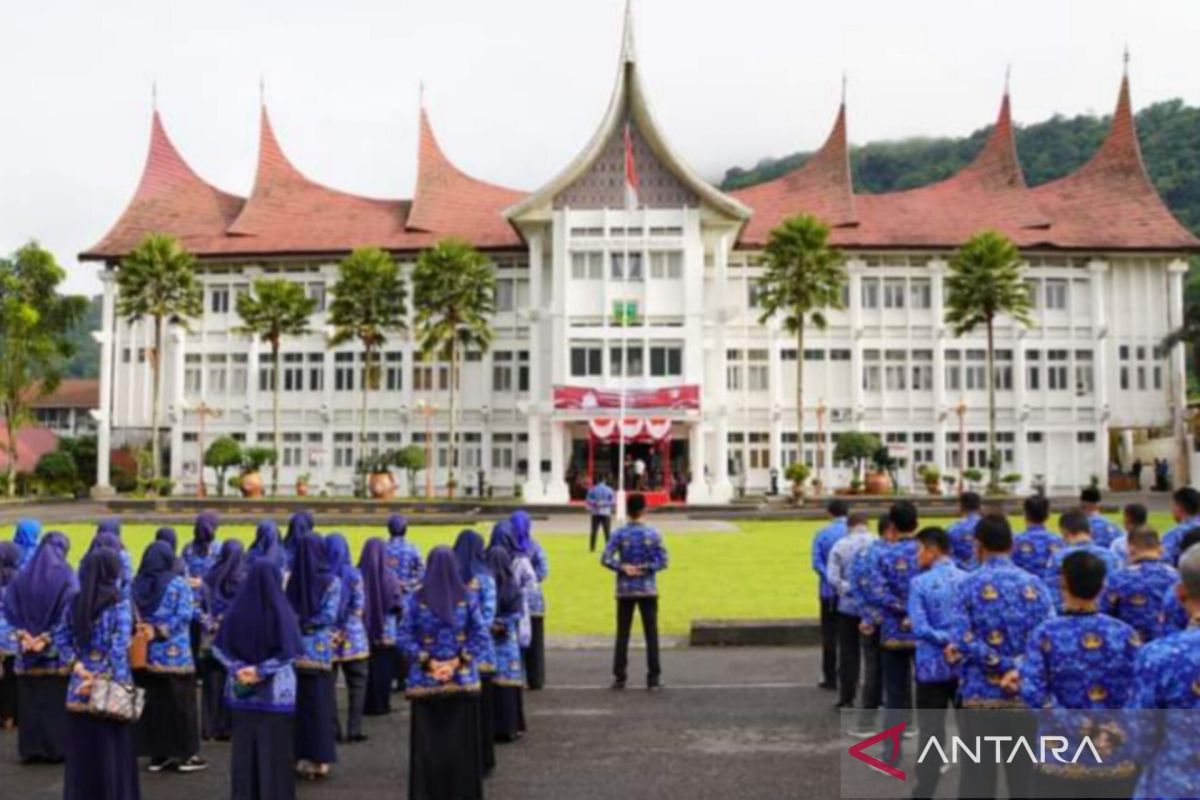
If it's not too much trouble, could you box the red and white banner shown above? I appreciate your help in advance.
[553,385,700,411]
[588,417,673,442]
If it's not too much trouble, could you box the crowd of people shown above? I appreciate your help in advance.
[812,488,1200,799]
[0,508,551,800]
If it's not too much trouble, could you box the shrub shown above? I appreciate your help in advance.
[205,437,243,497]
[241,446,277,472]
[34,451,79,495]
[784,461,811,485]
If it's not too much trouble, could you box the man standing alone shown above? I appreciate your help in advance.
[585,478,615,552]
[602,493,669,690]
[812,500,849,690]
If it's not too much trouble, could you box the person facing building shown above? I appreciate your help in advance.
[602,492,668,690]
[812,499,849,690]
[1012,495,1063,581]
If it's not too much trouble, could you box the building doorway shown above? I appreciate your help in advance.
[567,421,690,504]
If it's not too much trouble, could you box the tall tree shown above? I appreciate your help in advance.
[116,233,203,484]
[0,242,88,495]
[756,215,846,481]
[328,247,407,494]
[945,230,1033,493]
[412,239,495,498]
[235,278,317,495]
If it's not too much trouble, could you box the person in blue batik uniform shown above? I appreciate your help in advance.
[846,514,893,736]
[1126,545,1200,800]
[1101,526,1179,643]
[286,532,340,779]
[484,543,526,743]
[945,491,982,571]
[1161,486,1200,565]
[1155,529,1200,638]
[64,549,140,800]
[602,492,669,690]
[11,518,41,569]
[1079,486,1121,548]
[199,539,245,741]
[90,520,133,599]
[1019,551,1141,799]
[1044,509,1119,612]
[1109,502,1148,567]
[398,547,488,800]
[1012,495,1063,581]
[324,533,370,744]
[949,514,1054,800]
[0,542,20,728]
[586,478,615,552]
[213,560,304,800]
[454,530,499,771]
[282,510,314,574]
[511,509,549,690]
[247,520,287,572]
[812,500,849,690]
[826,512,874,708]
[385,513,424,596]
[131,541,206,773]
[907,526,965,799]
[359,538,403,717]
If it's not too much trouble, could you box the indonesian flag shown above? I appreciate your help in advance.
[623,121,640,209]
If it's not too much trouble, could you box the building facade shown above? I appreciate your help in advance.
[81,9,1196,502]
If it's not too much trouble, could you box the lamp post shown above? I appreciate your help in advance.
[415,399,437,499]
[193,401,222,498]
[815,398,826,495]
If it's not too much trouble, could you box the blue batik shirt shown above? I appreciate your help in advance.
[181,541,219,602]
[213,645,297,715]
[144,575,196,674]
[602,522,669,598]
[946,513,982,571]
[333,572,370,663]
[526,541,549,616]
[1101,559,1179,643]
[489,603,525,689]
[1044,540,1120,612]
[586,483,615,517]
[1110,533,1129,567]
[0,590,17,657]
[827,528,874,618]
[850,540,886,627]
[1087,513,1122,549]
[467,574,497,674]
[908,557,967,683]
[296,580,340,672]
[1157,584,1189,638]
[1161,515,1200,565]
[386,538,425,596]
[950,555,1055,708]
[397,592,489,698]
[66,599,133,712]
[812,517,848,599]
[1012,525,1063,582]
[863,537,920,649]
[1126,621,1200,800]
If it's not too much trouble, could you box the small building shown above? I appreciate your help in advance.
[27,379,99,438]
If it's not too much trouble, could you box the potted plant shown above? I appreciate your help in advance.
[962,467,984,492]
[204,436,242,498]
[917,463,942,496]
[238,446,277,498]
[867,446,896,495]
[1000,472,1022,493]
[363,450,398,500]
[784,461,811,503]
[295,472,311,497]
[833,432,882,494]
[848,476,864,495]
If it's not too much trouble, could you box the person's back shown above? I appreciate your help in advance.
[945,493,982,571]
[1101,526,1179,643]
[1044,510,1119,611]
[602,493,668,690]
[1012,495,1062,581]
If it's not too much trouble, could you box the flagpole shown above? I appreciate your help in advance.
[616,122,632,525]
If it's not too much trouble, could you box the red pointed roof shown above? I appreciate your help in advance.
[732,102,857,243]
[82,112,244,258]
[1031,76,1198,249]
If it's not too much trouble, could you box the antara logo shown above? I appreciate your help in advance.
[847,722,907,781]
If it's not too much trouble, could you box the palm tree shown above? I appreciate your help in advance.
[945,230,1033,493]
[328,247,407,494]
[116,233,202,483]
[235,278,317,495]
[756,215,846,478]
[412,239,495,498]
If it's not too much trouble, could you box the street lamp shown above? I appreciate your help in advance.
[192,401,222,498]
[415,399,438,499]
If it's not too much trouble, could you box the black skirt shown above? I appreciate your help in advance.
[365,645,396,716]
[408,694,484,800]
[231,710,295,800]
[523,616,545,690]
[492,684,524,743]
[200,656,232,740]
[295,668,337,764]
[65,711,140,800]
[0,656,17,724]
[16,674,68,762]
[134,670,200,760]
[479,675,496,772]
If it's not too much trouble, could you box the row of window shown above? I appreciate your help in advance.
[203,277,527,317]
[743,277,1078,313]
[568,226,684,238]
[570,250,685,281]
[569,343,684,378]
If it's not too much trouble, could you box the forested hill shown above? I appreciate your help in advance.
[721,99,1200,235]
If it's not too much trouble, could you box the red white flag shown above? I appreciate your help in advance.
[623,121,640,209]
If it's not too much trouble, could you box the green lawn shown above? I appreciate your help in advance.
[39,511,1168,636]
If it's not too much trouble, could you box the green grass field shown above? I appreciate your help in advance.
[38,511,1170,636]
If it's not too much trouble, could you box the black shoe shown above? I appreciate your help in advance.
[350,734,369,743]
[175,756,209,773]
[610,679,626,690]
[818,681,837,690]
[834,699,853,709]
[647,679,663,691]
[147,758,174,773]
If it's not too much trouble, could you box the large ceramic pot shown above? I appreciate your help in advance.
[240,470,264,498]
[864,471,892,495]
[924,480,941,496]
[368,471,397,500]
[295,481,310,497]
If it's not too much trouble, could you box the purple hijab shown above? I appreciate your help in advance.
[204,540,247,610]
[43,531,70,559]
[88,530,122,557]
[13,519,41,565]
[359,538,402,643]
[488,519,518,553]
[284,511,314,564]
[417,546,468,625]
[192,511,219,557]
[485,545,522,616]
[215,561,303,665]
[0,542,21,591]
[155,527,179,553]
[387,514,408,539]
[70,549,123,651]
[3,537,77,634]
[285,532,332,626]
[510,510,535,556]
[323,533,358,624]
[453,530,491,585]
[247,520,286,571]
[132,541,177,617]
[97,518,121,540]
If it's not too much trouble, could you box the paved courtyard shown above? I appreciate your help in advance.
[0,647,840,800]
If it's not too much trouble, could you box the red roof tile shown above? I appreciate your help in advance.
[0,426,59,473]
[24,379,99,410]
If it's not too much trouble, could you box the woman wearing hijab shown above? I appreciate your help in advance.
[63,548,140,800]
[92,520,133,594]
[200,540,246,741]
[131,541,207,773]
[510,510,549,690]
[214,561,303,800]
[454,529,498,773]
[183,512,220,667]
[2,535,77,762]
[359,538,402,715]
[283,510,315,573]
[12,518,41,569]
[286,532,340,779]
[0,542,22,729]
[385,513,423,691]
[247,520,287,572]
[484,543,527,743]
[325,533,370,744]
[398,546,489,800]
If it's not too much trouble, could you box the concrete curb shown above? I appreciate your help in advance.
[690,618,822,647]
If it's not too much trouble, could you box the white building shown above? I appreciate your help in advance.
[81,8,1196,503]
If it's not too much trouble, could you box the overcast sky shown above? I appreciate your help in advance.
[2,0,1197,296]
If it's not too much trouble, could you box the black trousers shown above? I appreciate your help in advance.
[333,658,369,740]
[819,595,838,686]
[835,612,861,706]
[523,616,545,690]
[957,708,1035,800]
[855,630,882,729]
[912,679,958,799]
[1033,768,1138,799]
[881,647,914,750]
[590,515,612,551]
[613,596,660,682]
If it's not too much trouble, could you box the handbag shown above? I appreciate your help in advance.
[129,622,152,671]
[86,675,145,723]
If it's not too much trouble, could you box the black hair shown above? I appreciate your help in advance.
[1062,550,1106,601]
[1127,526,1161,551]
[1080,487,1102,505]
[827,499,849,518]
[1123,503,1148,527]
[1172,487,1200,517]
[975,514,1013,553]
[626,492,646,518]
[889,501,919,534]
[1178,528,1200,560]
[916,526,951,554]
[1023,495,1051,525]
[876,513,892,537]
[1059,510,1090,536]
[959,491,982,512]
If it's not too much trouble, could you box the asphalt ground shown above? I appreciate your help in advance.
[0,646,841,800]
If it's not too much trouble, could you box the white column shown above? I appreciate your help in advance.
[91,270,117,496]
[712,415,731,502]
[1167,259,1191,485]
[522,410,543,501]
[687,419,710,503]
[168,326,186,489]
[1088,260,1110,411]
[710,234,732,501]
[848,262,865,416]
[545,420,569,502]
